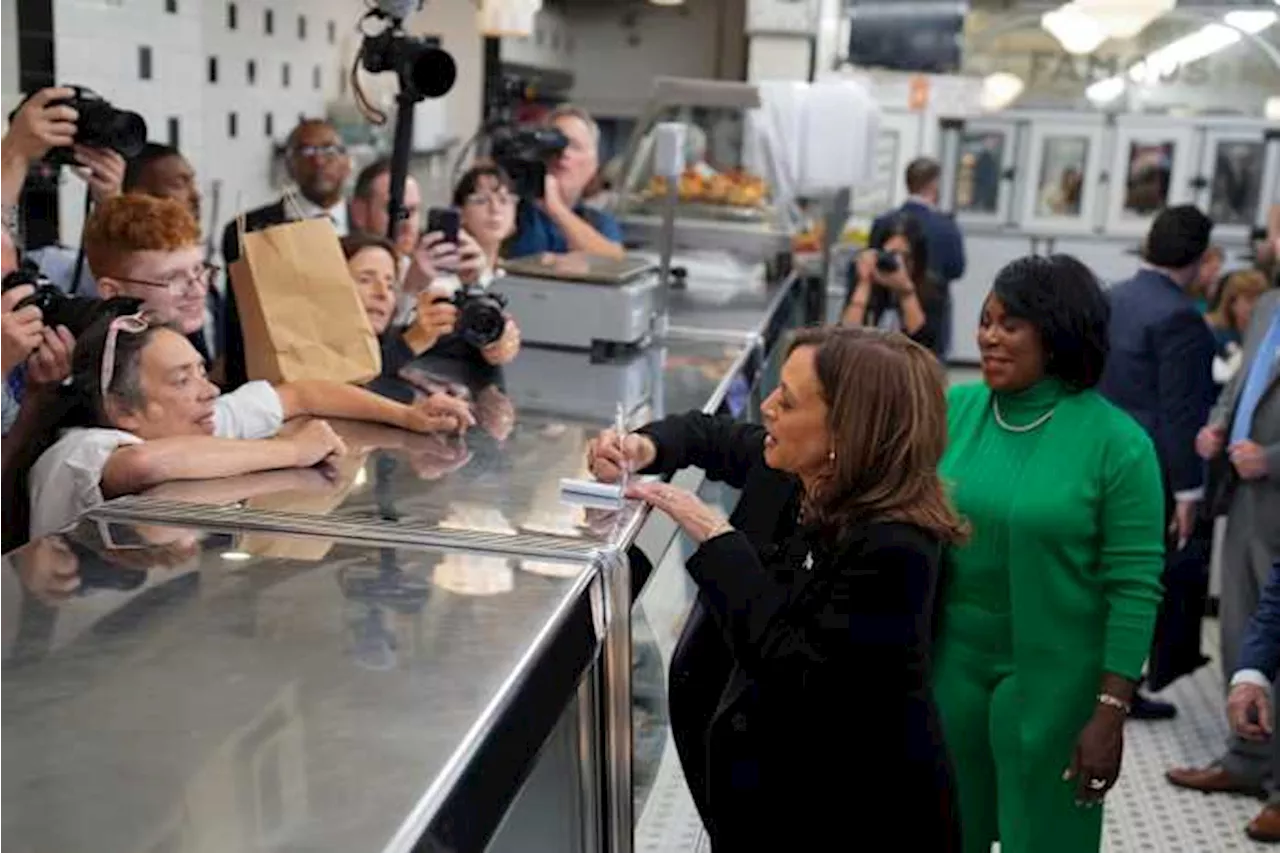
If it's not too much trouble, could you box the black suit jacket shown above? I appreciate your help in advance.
[218,200,289,389]
[638,412,957,851]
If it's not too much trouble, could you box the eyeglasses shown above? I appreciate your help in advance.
[291,143,346,159]
[100,312,150,405]
[113,262,218,296]
[463,192,515,209]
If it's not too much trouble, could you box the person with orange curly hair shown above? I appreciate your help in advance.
[84,194,211,346]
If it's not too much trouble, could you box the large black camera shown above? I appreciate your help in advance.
[360,29,456,101]
[436,286,508,349]
[491,127,568,200]
[8,86,147,167]
[875,250,902,274]
[2,260,142,336]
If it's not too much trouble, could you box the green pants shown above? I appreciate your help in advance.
[934,629,1103,853]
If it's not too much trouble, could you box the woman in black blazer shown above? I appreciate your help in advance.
[588,325,967,851]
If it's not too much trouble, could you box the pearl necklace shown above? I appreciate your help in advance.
[991,397,1056,433]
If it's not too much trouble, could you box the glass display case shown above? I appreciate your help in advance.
[610,77,798,259]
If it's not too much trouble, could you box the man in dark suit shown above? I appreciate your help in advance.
[872,158,966,358]
[218,118,352,389]
[1098,205,1218,719]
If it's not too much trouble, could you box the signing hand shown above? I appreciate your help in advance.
[1196,424,1226,461]
[586,428,657,484]
[406,391,475,435]
[1230,440,1270,481]
[3,87,77,161]
[1228,682,1273,741]
[481,317,521,366]
[285,419,347,467]
[625,480,732,544]
[1063,708,1125,806]
[26,325,75,389]
[1,284,44,377]
[71,145,125,204]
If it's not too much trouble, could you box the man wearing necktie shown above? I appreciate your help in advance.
[1167,289,1280,842]
[218,118,352,390]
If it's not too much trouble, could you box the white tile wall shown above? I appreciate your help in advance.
[52,0,355,245]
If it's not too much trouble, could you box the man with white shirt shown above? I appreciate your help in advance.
[218,118,352,389]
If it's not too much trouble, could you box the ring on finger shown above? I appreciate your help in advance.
[1087,778,1107,791]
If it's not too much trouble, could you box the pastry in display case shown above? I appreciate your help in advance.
[610,77,797,256]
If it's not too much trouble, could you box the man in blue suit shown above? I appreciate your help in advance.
[1098,205,1218,718]
[872,158,965,358]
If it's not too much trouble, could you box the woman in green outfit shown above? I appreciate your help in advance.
[935,255,1166,853]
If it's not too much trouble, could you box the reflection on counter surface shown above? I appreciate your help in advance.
[2,517,597,853]
[2,266,805,853]
[103,334,759,546]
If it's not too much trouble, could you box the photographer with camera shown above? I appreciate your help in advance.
[841,214,946,356]
[3,87,131,297]
[341,232,519,404]
[508,106,624,262]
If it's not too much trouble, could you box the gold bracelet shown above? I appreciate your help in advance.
[1097,693,1130,714]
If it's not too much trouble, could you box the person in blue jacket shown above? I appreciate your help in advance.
[507,106,624,262]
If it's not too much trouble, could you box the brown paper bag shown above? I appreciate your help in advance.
[229,202,380,384]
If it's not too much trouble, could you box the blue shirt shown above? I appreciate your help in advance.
[507,202,623,258]
[1230,305,1280,445]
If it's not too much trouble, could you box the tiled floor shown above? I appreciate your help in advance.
[635,619,1273,852]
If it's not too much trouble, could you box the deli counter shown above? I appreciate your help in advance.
[1,267,811,853]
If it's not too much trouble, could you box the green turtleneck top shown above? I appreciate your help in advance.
[940,379,1166,680]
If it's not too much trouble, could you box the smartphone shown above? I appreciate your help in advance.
[426,207,461,245]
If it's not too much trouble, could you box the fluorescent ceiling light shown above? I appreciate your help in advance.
[980,72,1025,112]
[1073,0,1174,40]
[1086,76,1125,104]
[1086,8,1277,105]
[1267,96,1280,121]
[1042,5,1107,55]
[1224,10,1279,34]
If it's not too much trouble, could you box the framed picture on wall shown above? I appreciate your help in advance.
[1021,117,1106,234]
[1201,132,1265,236]
[1105,119,1195,236]
[952,123,1015,227]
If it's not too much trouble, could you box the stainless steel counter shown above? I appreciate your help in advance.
[2,270,805,853]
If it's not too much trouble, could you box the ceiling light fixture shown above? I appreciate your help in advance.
[1042,4,1107,55]
[980,72,1025,112]
[1072,0,1174,41]
[1085,8,1278,105]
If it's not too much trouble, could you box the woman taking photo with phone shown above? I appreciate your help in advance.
[842,213,947,356]
[586,325,964,851]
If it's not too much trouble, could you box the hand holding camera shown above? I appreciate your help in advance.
[480,316,521,367]
[26,325,76,390]
[405,289,459,354]
[1,284,44,377]
[868,249,915,296]
[4,87,78,163]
